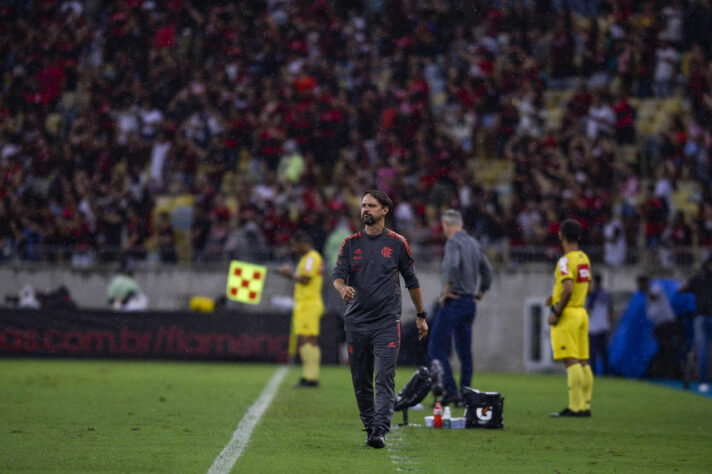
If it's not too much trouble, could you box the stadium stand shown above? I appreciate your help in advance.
[1,0,711,268]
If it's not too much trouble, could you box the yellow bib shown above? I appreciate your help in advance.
[294,249,324,306]
[552,250,591,308]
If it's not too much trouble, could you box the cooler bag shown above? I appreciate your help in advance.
[463,386,504,429]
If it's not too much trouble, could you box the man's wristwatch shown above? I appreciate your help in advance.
[550,305,559,317]
[416,312,427,319]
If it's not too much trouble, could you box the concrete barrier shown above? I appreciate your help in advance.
[0,263,684,372]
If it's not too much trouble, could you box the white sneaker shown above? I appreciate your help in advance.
[699,383,709,393]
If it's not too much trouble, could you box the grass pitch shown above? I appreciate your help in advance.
[1,360,711,473]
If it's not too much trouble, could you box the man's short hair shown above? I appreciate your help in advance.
[441,209,463,227]
[363,189,393,212]
[560,219,582,243]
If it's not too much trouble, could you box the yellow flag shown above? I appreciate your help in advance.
[226,261,267,304]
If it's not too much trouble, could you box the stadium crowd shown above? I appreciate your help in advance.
[1,0,712,267]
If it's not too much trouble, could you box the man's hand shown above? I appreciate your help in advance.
[279,264,293,277]
[416,317,428,340]
[438,290,460,307]
[474,291,484,302]
[339,286,356,301]
[545,296,552,306]
[547,313,559,326]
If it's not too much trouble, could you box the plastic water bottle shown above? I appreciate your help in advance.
[433,402,443,428]
[443,406,451,429]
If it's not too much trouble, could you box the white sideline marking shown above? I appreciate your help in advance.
[388,428,420,472]
[207,365,288,474]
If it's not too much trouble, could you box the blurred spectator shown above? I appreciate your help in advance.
[155,211,178,263]
[203,211,230,262]
[323,219,352,271]
[224,214,270,262]
[39,286,78,310]
[124,207,150,261]
[0,0,710,268]
[586,93,615,140]
[661,211,694,266]
[638,275,683,379]
[0,200,12,262]
[613,94,636,144]
[18,285,41,309]
[107,258,148,311]
[678,257,712,391]
[603,210,626,266]
[640,184,668,251]
[654,40,680,98]
[277,140,306,185]
[697,202,712,259]
[586,273,612,375]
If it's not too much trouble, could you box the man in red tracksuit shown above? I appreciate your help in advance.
[333,190,428,449]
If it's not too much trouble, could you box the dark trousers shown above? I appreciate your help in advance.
[346,322,401,432]
[651,321,684,379]
[427,297,476,395]
[693,315,712,383]
[589,331,609,375]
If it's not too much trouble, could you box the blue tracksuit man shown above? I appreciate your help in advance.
[428,229,492,397]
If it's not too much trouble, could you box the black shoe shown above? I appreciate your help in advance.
[362,427,372,446]
[549,407,584,417]
[580,409,591,417]
[293,378,319,388]
[366,427,386,449]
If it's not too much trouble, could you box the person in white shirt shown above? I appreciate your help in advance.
[586,94,615,140]
[603,211,626,266]
[654,42,680,98]
[138,100,164,139]
[659,4,683,44]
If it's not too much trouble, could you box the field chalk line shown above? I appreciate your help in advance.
[207,365,288,474]
[389,427,421,472]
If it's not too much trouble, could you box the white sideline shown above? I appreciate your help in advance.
[207,365,288,474]
[389,428,421,472]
